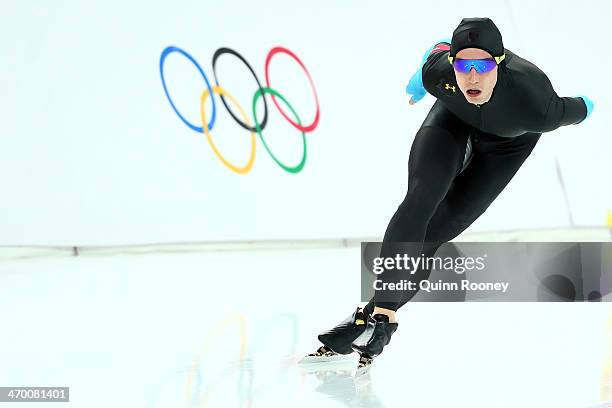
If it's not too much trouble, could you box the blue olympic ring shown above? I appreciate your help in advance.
[159,46,217,132]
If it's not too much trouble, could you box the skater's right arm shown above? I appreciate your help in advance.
[406,38,451,105]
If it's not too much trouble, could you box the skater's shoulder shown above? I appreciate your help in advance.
[501,49,549,89]
[500,49,555,111]
[423,48,452,76]
[422,48,454,90]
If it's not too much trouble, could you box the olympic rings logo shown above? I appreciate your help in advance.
[159,46,320,174]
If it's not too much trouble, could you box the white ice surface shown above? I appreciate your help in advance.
[0,246,610,407]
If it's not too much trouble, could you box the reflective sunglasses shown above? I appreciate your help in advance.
[448,54,505,74]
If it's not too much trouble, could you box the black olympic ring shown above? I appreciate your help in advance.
[212,47,269,133]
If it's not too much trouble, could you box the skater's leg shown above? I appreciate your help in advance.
[363,102,470,316]
[353,132,542,364]
[393,131,542,309]
[367,124,466,312]
[368,111,470,312]
[350,107,470,365]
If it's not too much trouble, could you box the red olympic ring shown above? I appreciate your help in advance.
[265,46,320,133]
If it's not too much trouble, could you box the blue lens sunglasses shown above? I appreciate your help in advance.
[448,54,505,74]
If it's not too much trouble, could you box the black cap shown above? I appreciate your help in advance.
[450,17,504,58]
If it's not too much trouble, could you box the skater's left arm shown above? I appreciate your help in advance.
[538,73,594,132]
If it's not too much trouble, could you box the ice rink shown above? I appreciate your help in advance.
[1,231,612,407]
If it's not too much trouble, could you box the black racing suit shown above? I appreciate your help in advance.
[364,42,588,313]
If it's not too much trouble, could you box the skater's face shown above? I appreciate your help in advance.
[453,48,498,105]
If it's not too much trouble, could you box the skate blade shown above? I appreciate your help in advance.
[355,362,372,376]
[299,359,357,374]
[298,352,354,365]
[353,354,374,378]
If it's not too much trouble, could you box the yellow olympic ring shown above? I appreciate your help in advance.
[200,86,256,174]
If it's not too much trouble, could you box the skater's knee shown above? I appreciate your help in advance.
[407,176,445,197]
[399,180,445,212]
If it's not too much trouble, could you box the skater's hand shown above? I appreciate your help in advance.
[405,68,426,104]
[574,95,594,121]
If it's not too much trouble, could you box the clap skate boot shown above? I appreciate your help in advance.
[299,306,371,363]
[351,314,399,370]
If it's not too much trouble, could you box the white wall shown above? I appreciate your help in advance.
[0,0,609,245]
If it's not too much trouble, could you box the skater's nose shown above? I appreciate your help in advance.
[468,68,479,83]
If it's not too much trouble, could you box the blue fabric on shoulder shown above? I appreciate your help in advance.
[406,37,451,103]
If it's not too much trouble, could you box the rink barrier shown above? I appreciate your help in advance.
[0,226,610,261]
